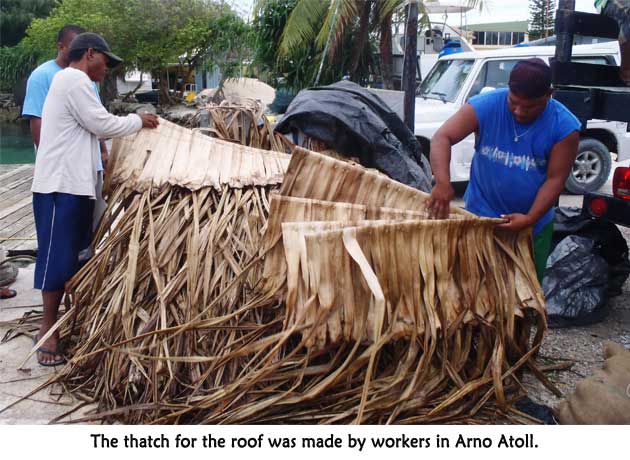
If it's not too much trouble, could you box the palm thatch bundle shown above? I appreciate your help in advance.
[242,148,553,423]
[188,103,293,153]
[13,118,289,421]
[16,120,556,425]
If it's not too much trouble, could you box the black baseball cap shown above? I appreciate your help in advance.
[69,32,123,68]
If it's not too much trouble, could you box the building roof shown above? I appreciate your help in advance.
[465,21,529,33]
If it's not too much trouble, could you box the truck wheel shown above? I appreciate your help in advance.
[565,138,612,194]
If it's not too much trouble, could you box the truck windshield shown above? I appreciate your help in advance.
[417,59,474,102]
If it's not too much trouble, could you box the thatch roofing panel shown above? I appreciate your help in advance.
[110,118,290,192]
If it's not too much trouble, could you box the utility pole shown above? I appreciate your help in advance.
[403,0,418,131]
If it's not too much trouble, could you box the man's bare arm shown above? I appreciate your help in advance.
[427,103,479,219]
[498,131,579,232]
[29,117,42,149]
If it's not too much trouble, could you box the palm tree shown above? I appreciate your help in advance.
[254,0,485,88]
[262,0,401,85]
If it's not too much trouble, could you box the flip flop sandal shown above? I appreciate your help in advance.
[0,288,17,299]
[36,348,67,367]
[33,336,66,367]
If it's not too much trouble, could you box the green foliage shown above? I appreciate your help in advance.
[0,0,56,47]
[252,1,485,91]
[252,0,374,91]
[196,6,251,80]
[0,45,38,92]
[253,0,308,88]
[276,0,329,57]
[529,0,556,40]
[252,0,293,73]
[21,0,249,82]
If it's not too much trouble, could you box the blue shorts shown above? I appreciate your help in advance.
[33,192,94,291]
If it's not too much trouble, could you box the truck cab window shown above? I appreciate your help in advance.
[467,59,521,100]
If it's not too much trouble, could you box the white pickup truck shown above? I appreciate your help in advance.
[375,42,630,194]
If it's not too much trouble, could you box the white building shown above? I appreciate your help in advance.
[116,70,152,94]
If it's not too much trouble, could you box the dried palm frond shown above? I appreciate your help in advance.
[105,118,289,194]
[187,104,293,153]
[279,218,546,420]
[260,195,367,294]
[4,116,290,422]
[7,116,555,426]
[280,147,470,216]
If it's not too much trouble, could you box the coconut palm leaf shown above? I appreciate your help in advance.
[277,0,330,57]
[374,0,405,23]
[314,0,357,52]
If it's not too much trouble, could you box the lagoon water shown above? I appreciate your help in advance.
[0,120,35,164]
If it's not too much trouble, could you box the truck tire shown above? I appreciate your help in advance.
[565,138,612,194]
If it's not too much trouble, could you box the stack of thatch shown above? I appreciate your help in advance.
[20,118,290,422]
[187,103,293,153]
[18,117,554,424]
[249,148,551,423]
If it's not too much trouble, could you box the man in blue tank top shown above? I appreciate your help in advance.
[427,58,581,282]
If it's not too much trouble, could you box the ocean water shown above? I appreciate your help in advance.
[0,120,35,164]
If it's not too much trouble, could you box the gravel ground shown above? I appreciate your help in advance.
[524,223,630,409]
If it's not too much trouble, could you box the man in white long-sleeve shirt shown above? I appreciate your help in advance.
[31,32,158,366]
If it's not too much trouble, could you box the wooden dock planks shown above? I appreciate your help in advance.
[0,164,36,251]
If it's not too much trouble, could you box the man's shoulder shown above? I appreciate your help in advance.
[469,88,507,107]
[28,60,61,82]
[52,67,90,87]
[23,61,61,117]
[468,88,507,122]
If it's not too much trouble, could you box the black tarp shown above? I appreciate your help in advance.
[275,81,432,192]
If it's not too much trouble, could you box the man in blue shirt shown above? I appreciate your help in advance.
[23,25,109,171]
[23,25,109,258]
[24,26,83,147]
[427,59,581,282]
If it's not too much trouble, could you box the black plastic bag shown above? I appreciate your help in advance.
[552,207,630,297]
[275,80,432,192]
[543,235,610,328]
[543,207,630,327]
[514,398,557,424]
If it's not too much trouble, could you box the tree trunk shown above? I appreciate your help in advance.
[101,70,119,107]
[183,57,198,90]
[380,13,394,90]
[403,1,418,130]
[348,0,372,81]
[158,69,172,106]
[122,73,146,101]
